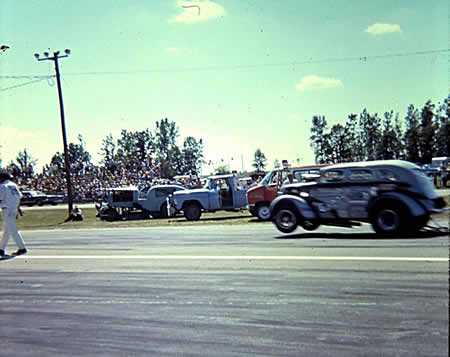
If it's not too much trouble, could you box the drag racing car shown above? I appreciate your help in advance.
[270,160,448,234]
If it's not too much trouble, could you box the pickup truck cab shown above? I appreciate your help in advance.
[270,160,447,234]
[172,174,248,221]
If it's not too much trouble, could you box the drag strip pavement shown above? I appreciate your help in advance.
[0,224,448,357]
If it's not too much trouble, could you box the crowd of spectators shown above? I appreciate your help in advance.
[16,164,203,202]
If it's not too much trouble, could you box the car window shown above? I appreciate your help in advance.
[378,168,398,181]
[349,169,374,181]
[321,170,345,183]
[155,188,168,197]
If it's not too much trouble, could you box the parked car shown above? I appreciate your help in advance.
[20,190,65,206]
[247,164,326,220]
[171,174,248,221]
[270,160,448,234]
[96,185,185,221]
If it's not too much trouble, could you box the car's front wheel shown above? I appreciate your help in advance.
[184,203,202,221]
[256,204,271,221]
[371,204,407,235]
[274,209,298,234]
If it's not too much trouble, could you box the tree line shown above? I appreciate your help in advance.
[310,99,449,165]
[6,118,204,179]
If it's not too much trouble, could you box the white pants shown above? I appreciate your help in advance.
[0,207,26,251]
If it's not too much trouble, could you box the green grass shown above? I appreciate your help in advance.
[2,208,261,231]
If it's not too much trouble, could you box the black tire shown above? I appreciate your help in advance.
[256,204,271,221]
[273,208,298,234]
[184,202,202,221]
[371,202,408,235]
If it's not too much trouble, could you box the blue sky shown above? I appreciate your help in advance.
[0,0,448,173]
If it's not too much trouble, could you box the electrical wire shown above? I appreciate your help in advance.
[0,77,49,92]
[0,48,448,80]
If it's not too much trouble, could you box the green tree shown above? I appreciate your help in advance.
[327,124,352,163]
[215,164,230,175]
[13,149,37,178]
[155,118,179,178]
[100,134,117,172]
[358,109,382,161]
[418,100,436,164]
[378,111,403,160]
[404,105,421,163]
[252,149,267,172]
[310,115,328,163]
[50,135,92,175]
[182,136,203,175]
[435,99,450,157]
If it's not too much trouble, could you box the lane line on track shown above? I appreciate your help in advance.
[13,255,448,262]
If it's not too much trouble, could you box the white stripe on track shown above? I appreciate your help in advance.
[14,255,448,262]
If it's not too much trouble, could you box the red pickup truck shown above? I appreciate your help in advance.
[247,164,326,220]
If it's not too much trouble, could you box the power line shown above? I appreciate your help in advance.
[0,78,49,92]
[47,48,450,76]
[0,48,448,80]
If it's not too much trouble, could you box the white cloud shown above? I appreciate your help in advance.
[366,23,401,35]
[170,1,226,24]
[295,75,343,92]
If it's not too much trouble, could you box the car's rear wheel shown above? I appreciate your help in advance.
[274,209,298,234]
[371,204,408,235]
[256,204,271,221]
[184,203,202,221]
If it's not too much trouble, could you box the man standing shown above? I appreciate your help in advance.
[0,172,27,257]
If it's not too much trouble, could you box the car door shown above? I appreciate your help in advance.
[309,169,347,219]
[345,169,375,219]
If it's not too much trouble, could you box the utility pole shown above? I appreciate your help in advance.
[34,49,74,217]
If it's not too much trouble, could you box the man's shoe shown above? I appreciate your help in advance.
[13,248,27,256]
[0,249,5,257]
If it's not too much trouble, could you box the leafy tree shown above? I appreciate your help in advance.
[378,111,403,160]
[252,149,267,172]
[11,149,37,178]
[327,124,352,163]
[310,115,328,163]
[100,134,117,172]
[155,118,179,178]
[50,134,92,175]
[358,109,382,161]
[215,164,230,174]
[418,100,436,164]
[404,105,421,163]
[182,136,203,175]
[435,99,450,156]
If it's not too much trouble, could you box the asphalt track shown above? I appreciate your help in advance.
[0,222,449,356]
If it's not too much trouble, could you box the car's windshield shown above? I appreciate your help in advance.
[260,171,277,186]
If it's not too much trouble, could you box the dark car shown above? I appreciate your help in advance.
[20,190,48,206]
[21,190,65,206]
[270,160,447,235]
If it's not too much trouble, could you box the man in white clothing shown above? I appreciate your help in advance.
[0,172,27,257]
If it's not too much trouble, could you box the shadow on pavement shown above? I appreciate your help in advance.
[275,230,448,240]
[169,215,252,223]
[0,255,15,262]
